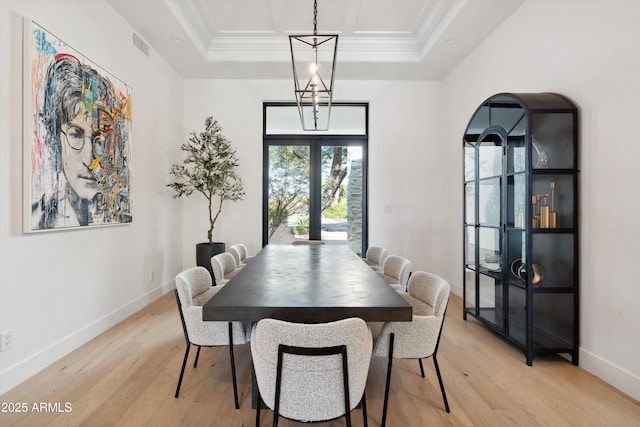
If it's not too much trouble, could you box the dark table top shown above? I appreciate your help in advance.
[202,244,412,323]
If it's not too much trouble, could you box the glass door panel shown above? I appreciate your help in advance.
[267,145,310,244]
[464,143,475,182]
[532,174,573,229]
[531,113,575,169]
[465,268,476,310]
[531,234,575,288]
[478,227,502,273]
[464,183,475,224]
[478,178,501,226]
[478,141,502,179]
[479,273,504,331]
[508,286,526,344]
[320,146,363,253]
[508,116,526,174]
[464,225,476,269]
[509,173,526,229]
[478,226,504,331]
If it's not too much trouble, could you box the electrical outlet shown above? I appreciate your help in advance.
[149,271,154,282]
[0,330,13,351]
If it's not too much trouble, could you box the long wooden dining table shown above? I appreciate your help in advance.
[202,243,413,408]
[202,244,412,323]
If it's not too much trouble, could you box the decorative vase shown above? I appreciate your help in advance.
[196,242,225,285]
[510,258,545,285]
[532,136,549,169]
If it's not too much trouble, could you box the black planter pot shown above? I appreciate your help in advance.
[196,242,225,285]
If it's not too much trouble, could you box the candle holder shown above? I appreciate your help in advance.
[540,194,550,228]
[550,181,558,228]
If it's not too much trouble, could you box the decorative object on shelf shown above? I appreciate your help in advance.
[540,194,550,228]
[550,181,558,228]
[510,258,545,285]
[289,0,338,131]
[532,136,549,168]
[482,253,502,271]
[532,186,558,229]
[515,204,525,229]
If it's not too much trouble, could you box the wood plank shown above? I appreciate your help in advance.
[1,292,638,427]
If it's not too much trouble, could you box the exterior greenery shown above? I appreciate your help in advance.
[267,146,348,239]
[324,185,347,218]
[168,117,245,244]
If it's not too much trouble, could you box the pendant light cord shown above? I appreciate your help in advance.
[313,0,318,36]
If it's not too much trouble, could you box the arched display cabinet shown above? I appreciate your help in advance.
[462,93,579,366]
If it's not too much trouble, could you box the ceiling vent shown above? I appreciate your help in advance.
[132,33,150,58]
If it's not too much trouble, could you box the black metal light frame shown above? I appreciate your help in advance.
[289,0,338,131]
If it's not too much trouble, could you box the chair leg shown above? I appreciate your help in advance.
[418,358,425,378]
[193,345,202,368]
[175,343,191,398]
[381,333,395,427]
[228,322,240,410]
[361,391,368,427]
[255,391,261,427]
[432,354,450,413]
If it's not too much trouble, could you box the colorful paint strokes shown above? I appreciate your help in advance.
[25,20,133,231]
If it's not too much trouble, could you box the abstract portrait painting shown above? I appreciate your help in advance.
[23,19,133,232]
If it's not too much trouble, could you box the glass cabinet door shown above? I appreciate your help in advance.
[476,133,505,331]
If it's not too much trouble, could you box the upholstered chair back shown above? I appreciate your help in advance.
[380,255,412,290]
[366,245,388,265]
[251,317,372,422]
[374,271,450,359]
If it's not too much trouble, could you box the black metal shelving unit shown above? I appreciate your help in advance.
[462,93,579,366]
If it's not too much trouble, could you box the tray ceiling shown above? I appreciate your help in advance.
[108,0,524,79]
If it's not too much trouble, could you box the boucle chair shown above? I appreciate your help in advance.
[174,267,247,408]
[372,271,451,426]
[229,243,254,269]
[377,255,412,292]
[211,252,238,286]
[363,246,388,272]
[251,317,372,426]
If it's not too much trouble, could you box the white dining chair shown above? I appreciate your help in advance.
[229,243,254,267]
[251,317,372,426]
[363,246,388,272]
[377,255,412,292]
[211,252,238,286]
[174,266,247,408]
[372,271,451,426]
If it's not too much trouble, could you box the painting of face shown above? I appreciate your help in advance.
[25,20,132,231]
[60,113,101,200]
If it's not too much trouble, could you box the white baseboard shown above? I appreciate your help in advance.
[580,348,640,401]
[0,280,175,396]
[450,280,639,402]
[450,280,463,298]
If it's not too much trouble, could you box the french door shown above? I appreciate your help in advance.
[262,103,368,255]
[263,139,367,254]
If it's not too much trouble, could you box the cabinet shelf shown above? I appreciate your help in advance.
[463,92,579,366]
[531,228,574,234]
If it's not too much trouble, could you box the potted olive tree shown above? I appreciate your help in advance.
[168,116,245,283]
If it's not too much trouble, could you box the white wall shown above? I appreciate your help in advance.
[443,0,640,400]
[181,80,457,281]
[0,0,184,394]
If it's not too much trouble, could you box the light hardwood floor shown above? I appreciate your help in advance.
[1,292,639,426]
